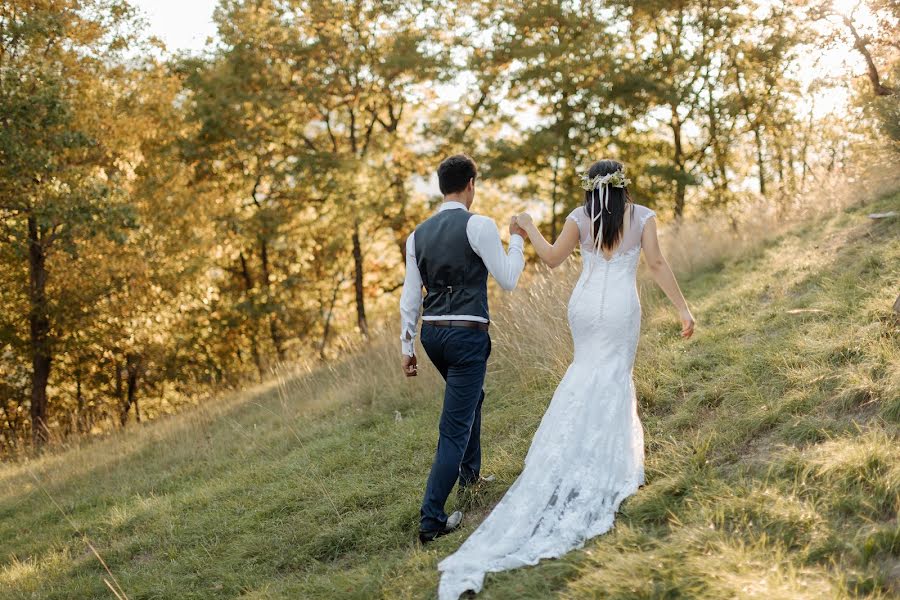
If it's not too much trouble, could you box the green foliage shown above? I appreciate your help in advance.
[871,80,900,149]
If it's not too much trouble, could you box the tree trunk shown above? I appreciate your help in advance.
[733,65,767,197]
[268,318,284,363]
[27,216,51,447]
[705,84,730,208]
[671,110,687,219]
[351,220,368,339]
[258,236,285,362]
[550,153,560,241]
[126,355,139,424]
[787,144,797,193]
[754,124,766,197]
[119,354,140,426]
[238,251,264,380]
[390,171,410,266]
[75,364,85,434]
[800,101,814,190]
[675,177,686,219]
[774,138,785,184]
[842,15,895,97]
[115,359,124,420]
[319,273,344,360]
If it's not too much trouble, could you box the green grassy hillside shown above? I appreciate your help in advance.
[2,191,899,599]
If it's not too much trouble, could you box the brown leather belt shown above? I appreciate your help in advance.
[424,320,490,332]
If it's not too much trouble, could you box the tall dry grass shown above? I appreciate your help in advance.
[298,156,900,418]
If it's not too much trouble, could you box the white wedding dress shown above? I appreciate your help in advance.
[437,202,657,600]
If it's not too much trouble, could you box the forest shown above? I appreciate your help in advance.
[1,0,898,453]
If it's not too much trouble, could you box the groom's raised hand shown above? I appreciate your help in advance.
[402,354,418,377]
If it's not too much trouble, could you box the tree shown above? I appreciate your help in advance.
[461,1,629,235]
[179,0,324,377]
[0,0,144,445]
[810,0,899,148]
[289,0,449,339]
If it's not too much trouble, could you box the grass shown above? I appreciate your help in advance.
[1,185,899,599]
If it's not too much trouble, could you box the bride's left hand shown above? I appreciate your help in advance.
[515,212,534,230]
[679,309,695,338]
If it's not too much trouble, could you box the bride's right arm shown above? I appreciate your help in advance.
[516,213,579,268]
[640,218,695,338]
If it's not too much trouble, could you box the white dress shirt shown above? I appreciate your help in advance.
[400,201,525,356]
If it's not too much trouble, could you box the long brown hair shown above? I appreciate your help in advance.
[583,159,633,252]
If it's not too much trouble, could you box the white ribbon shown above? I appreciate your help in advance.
[589,184,611,252]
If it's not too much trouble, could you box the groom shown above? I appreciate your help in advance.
[399,154,527,544]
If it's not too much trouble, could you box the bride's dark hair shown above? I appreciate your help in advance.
[584,159,633,252]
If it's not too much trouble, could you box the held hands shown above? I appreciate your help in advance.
[402,354,417,377]
[515,212,534,231]
[509,216,527,238]
[509,213,532,239]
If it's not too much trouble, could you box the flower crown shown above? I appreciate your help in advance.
[579,169,631,191]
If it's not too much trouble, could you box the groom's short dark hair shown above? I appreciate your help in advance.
[437,154,477,195]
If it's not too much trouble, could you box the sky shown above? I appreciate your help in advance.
[130,0,877,119]
[131,0,219,54]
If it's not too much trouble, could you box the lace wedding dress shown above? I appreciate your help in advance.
[437,202,657,600]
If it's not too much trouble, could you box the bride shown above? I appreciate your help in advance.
[436,159,695,599]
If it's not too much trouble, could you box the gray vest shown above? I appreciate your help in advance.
[414,209,490,320]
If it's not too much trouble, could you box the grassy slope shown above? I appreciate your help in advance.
[1,191,899,600]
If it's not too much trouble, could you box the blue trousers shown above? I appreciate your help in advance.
[419,323,491,532]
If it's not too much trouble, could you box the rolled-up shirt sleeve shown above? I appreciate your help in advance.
[399,232,423,357]
[468,216,525,291]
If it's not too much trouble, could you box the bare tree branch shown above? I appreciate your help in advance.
[840,13,896,96]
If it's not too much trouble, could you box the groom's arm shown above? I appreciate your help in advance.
[468,215,526,291]
[399,232,423,369]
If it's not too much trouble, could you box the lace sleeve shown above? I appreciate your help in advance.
[565,207,582,225]
[566,207,588,247]
[639,208,656,231]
